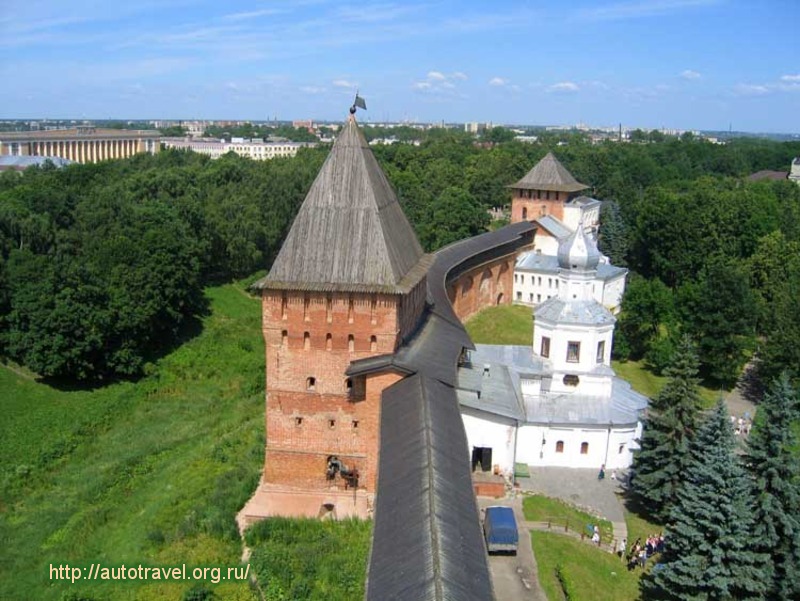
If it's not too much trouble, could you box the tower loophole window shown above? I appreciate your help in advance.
[306,377,316,391]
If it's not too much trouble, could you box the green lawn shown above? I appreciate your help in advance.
[0,281,265,601]
[624,503,664,550]
[532,531,641,601]
[465,304,532,346]
[245,517,372,601]
[612,359,723,408]
[523,494,614,542]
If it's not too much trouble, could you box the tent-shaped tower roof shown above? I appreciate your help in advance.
[511,152,588,192]
[256,115,430,294]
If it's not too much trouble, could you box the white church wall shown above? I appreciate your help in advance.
[461,408,517,475]
[602,274,626,313]
[516,423,638,469]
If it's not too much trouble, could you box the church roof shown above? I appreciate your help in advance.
[511,152,588,192]
[557,224,601,271]
[535,299,615,326]
[515,251,627,281]
[535,215,572,240]
[257,115,429,294]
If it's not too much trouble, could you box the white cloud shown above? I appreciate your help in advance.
[300,86,327,95]
[781,74,800,82]
[489,77,507,87]
[578,0,719,21]
[734,83,770,96]
[680,69,701,80]
[332,79,357,89]
[547,81,580,93]
[411,71,468,94]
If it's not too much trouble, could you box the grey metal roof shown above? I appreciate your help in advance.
[258,115,428,294]
[535,299,616,326]
[524,377,649,427]
[510,152,588,192]
[557,225,601,271]
[516,251,627,281]
[567,195,602,207]
[534,215,572,239]
[457,362,526,421]
[366,374,495,601]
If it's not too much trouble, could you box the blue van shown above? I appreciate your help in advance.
[483,506,519,554]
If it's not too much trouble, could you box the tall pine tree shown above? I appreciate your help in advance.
[745,374,800,600]
[632,335,702,520]
[643,399,768,601]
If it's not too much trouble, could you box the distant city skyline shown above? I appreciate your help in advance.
[2,0,799,133]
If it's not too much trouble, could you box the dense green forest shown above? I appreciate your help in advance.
[1,132,799,384]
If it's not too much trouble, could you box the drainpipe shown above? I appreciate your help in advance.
[512,419,520,486]
[604,424,612,467]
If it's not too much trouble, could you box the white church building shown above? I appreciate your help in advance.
[457,225,648,474]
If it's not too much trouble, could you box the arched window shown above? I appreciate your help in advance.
[522,207,528,220]
[326,333,332,351]
[306,377,316,391]
[345,378,353,391]
[556,441,564,453]
[580,442,589,454]
[370,335,377,352]
[281,330,288,346]
[303,332,310,350]
[348,334,354,352]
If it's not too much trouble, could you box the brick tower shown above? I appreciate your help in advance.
[510,152,588,223]
[248,114,430,519]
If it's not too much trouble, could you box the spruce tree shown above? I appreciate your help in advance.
[643,399,769,601]
[632,335,702,520]
[745,374,800,600]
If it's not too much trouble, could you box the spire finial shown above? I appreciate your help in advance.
[351,91,367,116]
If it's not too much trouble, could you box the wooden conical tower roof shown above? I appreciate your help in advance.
[511,152,588,192]
[258,115,430,294]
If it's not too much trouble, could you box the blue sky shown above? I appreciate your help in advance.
[2,0,798,132]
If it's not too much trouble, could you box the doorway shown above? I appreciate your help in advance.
[471,446,493,472]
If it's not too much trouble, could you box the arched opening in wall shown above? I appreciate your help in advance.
[580,442,589,455]
[555,440,564,453]
[522,207,528,220]
[281,330,288,346]
[479,269,492,299]
[318,503,336,520]
[370,335,377,352]
[345,378,352,392]
[496,293,504,305]
[303,332,310,350]
[348,334,355,352]
[540,205,547,216]
[326,333,332,351]
[306,377,316,391]
[498,261,509,279]
[461,276,473,297]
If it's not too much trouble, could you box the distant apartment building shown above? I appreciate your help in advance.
[0,127,160,164]
[161,137,315,160]
[465,122,492,134]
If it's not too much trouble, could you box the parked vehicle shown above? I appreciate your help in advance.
[483,506,518,554]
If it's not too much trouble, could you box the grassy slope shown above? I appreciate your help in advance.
[522,495,613,542]
[531,532,641,601]
[0,283,265,601]
[465,304,532,346]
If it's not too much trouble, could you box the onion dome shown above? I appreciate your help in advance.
[557,225,600,271]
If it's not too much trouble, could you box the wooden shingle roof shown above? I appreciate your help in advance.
[511,151,588,192]
[257,115,429,294]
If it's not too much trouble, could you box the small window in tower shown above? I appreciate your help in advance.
[619,443,625,454]
[596,341,606,363]
[303,295,310,321]
[514,274,518,283]
[540,336,551,358]
[567,341,580,363]
[348,334,355,352]
[329,419,336,429]
[556,440,564,453]
[352,420,359,429]
[370,335,377,352]
[295,417,303,426]
[345,378,353,391]
[326,333,332,351]
[580,442,589,454]
[281,330,288,346]
[306,377,316,391]
[522,207,528,220]
[303,332,310,350]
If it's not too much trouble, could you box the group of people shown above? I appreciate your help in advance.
[732,414,752,436]
[619,534,665,571]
